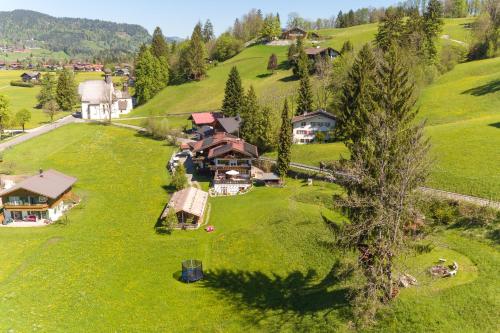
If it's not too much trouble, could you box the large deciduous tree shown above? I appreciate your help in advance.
[267,53,278,73]
[15,108,31,132]
[37,73,57,107]
[221,66,244,117]
[43,100,60,123]
[0,94,12,136]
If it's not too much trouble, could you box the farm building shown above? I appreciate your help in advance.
[304,47,340,60]
[0,169,78,223]
[20,72,41,82]
[161,187,209,228]
[281,27,308,40]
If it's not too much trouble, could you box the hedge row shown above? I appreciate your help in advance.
[10,80,34,88]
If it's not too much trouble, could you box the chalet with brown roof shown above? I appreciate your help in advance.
[189,132,259,195]
[304,47,340,60]
[281,27,308,40]
[0,169,78,223]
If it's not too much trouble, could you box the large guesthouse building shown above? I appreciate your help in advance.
[189,132,258,195]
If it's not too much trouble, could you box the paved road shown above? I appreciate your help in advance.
[0,115,80,152]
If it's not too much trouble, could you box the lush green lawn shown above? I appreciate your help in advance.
[0,70,102,129]
[0,123,497,331]
[426,115,500,199]
[265,141,349,167]
[127,45,295,117]
[113,115,191,130]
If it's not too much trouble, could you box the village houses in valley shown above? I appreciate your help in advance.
[0,169,78,225]
[78,71,133,120]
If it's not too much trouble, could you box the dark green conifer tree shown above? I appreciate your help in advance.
[335,44,378,142]
[334,45,430,324]
[276,99,292,179]
[375,8,405,51]
[135,46,157,104]
[55,68,78,111]
[185,23,207,80]
[221,66,244,117]
[296,70,313,115]
[423,0,444,62]
[151,27,170,59]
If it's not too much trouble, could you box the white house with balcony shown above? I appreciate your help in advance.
[78,74,133,120]
[292,110,336,144]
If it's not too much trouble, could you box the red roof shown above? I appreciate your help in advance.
[190,112,216,125]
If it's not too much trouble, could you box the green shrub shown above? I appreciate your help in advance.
[457,203,498,227]
[10,80,34,88]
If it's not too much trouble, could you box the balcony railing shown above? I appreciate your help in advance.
[213,178,252,185]
[3,200,48,208]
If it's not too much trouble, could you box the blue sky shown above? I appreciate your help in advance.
[0,0,395,37]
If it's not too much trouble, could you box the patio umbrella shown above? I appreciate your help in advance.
[226,170,239,176]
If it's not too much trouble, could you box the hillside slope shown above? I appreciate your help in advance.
[0,9,150,58]
[130,19,472,117]
[266,57,500,199]
[128,45,294,117]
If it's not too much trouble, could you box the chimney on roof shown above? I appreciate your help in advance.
[39,168,43,177]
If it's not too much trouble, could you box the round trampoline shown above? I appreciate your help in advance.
[181,259,203,283]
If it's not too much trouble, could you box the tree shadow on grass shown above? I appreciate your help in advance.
[256,73,273,79]
[202,266,352,329]
[461,79,500,96]
[279,75,298,82]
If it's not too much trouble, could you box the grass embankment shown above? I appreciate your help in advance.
[0,123,497,331]
[113,115,191,129]
[0,70,102,129]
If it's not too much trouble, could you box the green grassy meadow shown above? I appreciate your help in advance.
[264,55,500,200]
[0,123,498,332]
[0,70,102,129]
[127,45,295,117]
[113,115,191,130]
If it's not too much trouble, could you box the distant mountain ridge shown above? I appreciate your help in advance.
[0,9,152,59]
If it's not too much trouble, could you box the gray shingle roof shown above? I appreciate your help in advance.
[0,169,77,199]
